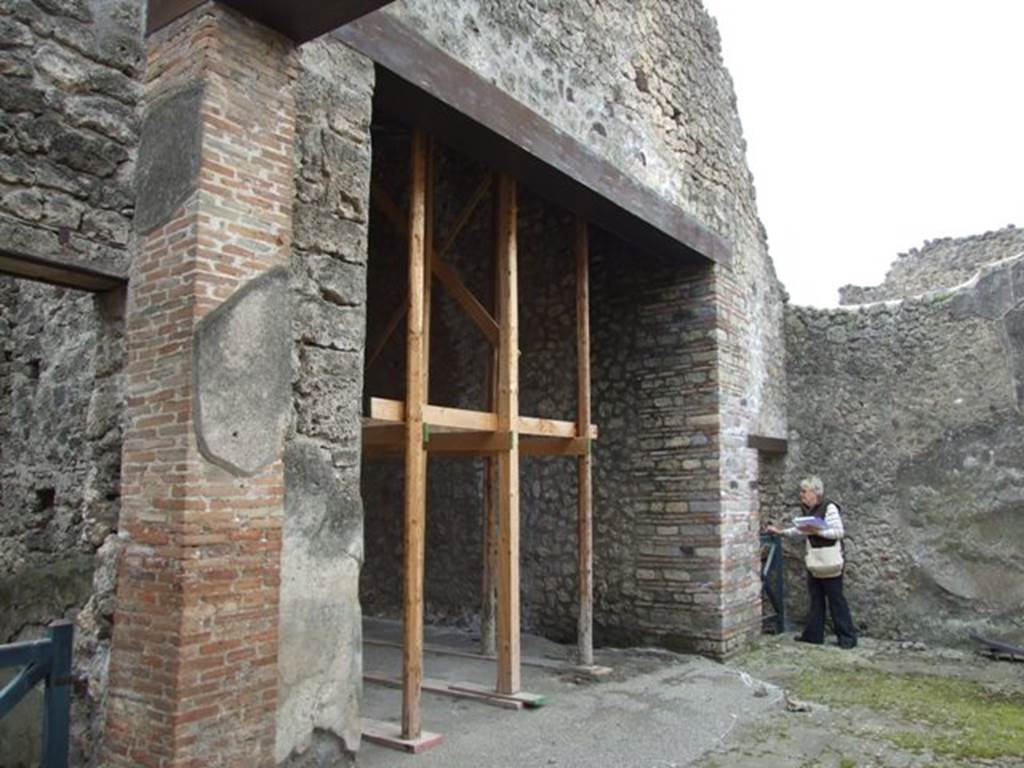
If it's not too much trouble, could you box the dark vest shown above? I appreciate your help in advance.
[805,498,841,549]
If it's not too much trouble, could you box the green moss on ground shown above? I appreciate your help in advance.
[794,669,1024,761]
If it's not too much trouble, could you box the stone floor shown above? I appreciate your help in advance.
[357,620,1024,768]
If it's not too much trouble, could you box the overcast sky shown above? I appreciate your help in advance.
[702,1,1024,307]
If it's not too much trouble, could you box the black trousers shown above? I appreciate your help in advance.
[801,572,857,645]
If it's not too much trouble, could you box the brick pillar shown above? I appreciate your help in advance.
[104,5,296,766]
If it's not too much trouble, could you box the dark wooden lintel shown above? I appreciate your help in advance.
[747,434,788,454]
[147,0,395,42]
[0,249,126,293]
[337,12,731,267]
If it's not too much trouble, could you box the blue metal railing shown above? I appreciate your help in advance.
[0,620,73,768]
[760,533,785,634]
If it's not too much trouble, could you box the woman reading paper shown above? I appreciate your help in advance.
[766,476,858,649]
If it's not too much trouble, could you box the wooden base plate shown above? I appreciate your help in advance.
[362,718,444,753]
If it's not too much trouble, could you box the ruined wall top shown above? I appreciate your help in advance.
[839,224,1024,305]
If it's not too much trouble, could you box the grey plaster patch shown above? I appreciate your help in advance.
[896,414,1024,618]
[1004,305,1024,407]
[194,268,292,476]
[134,81,203,234]
[277,440,363,761]
[950,266,1013,320]
[1011,258,1024,300]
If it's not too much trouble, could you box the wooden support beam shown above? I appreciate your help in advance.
[495,172,520,695]
[362,426,587,457]
[147,0,397,43]
[367,398,597,439]
[366,299,407,370]
[481,235,499,656]
[371,181,408,235]
[424,138,434,399]
[518,414,597,439]
[481,428,498,654]
[436,176,491,261]
[365,636,611,675]
[0,249,126,293]
[401,127,429,741]
[522,436,590,457]
[431,257,499,345]
[370,177,498,351]
[364,675,524,711]
[575,216,594,667]
[747,434,788,454]
[431,174,499,345]
[447,682,546,708]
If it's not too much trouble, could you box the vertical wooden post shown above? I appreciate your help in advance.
[402,128,429,740]
[575,217,594,667]
[495,173,520,694]
[480,179,500,657]
[480,351,498,656]
[423,138,434,397]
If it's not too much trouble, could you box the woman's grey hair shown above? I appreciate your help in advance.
[799,475,824,497]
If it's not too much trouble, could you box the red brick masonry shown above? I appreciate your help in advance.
[104,6,296,766]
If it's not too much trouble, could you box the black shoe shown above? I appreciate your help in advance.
[838,638,858,649]
[794,634,823,645]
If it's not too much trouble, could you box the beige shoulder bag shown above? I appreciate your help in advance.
[805,540,843,578]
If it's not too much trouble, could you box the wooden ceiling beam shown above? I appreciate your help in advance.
[147,0,395,43]
[0,249,126,293]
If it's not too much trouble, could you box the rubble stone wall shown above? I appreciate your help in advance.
[278,38,374,766]
[839,225,1024,305]
[0,0,141,763]
[785,252,1024,643]
[0,0,142,275]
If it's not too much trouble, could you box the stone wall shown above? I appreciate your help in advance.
[277,38,373,766]
[0,0,141,763]
[839,225,1024,305]
[0,0,141,275]
[0,282,124,766]
[785,251,1024,643]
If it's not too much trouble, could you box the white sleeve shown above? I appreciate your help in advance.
[820,503,844,540]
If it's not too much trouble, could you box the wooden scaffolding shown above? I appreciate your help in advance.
[361,128,597,744]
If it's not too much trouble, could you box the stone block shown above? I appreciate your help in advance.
[195,268,292,476]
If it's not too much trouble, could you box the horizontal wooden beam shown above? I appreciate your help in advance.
[447,681,546,708]
[147,0,396,42]
[367,398,597,439]
[747,434,788,454]
[520,437,589,457]
[363,424,588,457]
[337,13,730,266]
[0,249,126,293]
[364,674,524,710]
